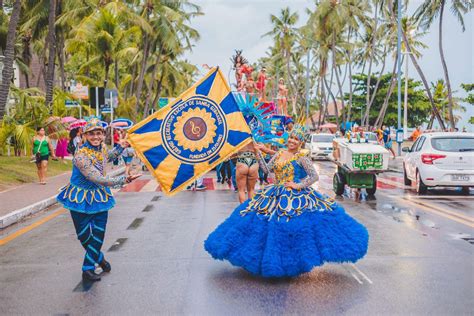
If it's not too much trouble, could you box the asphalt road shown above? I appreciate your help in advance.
[0,161,473,315]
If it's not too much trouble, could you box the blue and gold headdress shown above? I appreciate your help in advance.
[83,117,108,133]
[287,114,307,142]
[289,124,306,142]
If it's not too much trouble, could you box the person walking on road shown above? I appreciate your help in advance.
[57,118,141,282]
[32,127,56,184]
[382,125,396,158]
[121,141,135,176]
[235,143,259,203]
[204,124,369,277]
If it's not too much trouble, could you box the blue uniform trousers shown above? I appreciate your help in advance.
[70,210,108,271]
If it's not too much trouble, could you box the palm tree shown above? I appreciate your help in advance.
[0,0,21,117]
[67,2,149,87]
[44,0,57,107]
[134,0,200,114]
[264,7,300,104]
[414,0,472,129]
[375,16,428,127]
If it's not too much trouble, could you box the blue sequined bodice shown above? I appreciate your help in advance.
[70,143,107,190]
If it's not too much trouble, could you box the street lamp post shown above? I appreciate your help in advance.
[396,0,402,156]
[403,52,410,139]
[305,48,311,128]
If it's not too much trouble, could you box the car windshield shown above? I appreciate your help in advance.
[312,135,334,143]
[431,137,474,152]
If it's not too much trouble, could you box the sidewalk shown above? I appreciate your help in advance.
[0,165,124,229]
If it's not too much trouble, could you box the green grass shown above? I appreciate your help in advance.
[0,156,72,191]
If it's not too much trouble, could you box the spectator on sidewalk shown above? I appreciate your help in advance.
[382,125,396,159]
[57,118,141,282]
[121,141,135,176]
[68,128,82,156]
[409,126,422,141]
[32,127,56,185]
[55,134,69,163]
[112,130,121,166]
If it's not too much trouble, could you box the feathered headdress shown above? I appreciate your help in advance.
[230,50,248,68]
[288,116,307,142]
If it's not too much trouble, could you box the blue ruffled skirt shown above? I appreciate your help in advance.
[204,185,369,278]
[57,183,115,213]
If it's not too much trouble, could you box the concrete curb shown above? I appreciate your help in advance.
[0,167,125,229]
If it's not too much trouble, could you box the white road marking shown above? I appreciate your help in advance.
[343,266,363,284]
[351,264,373,284]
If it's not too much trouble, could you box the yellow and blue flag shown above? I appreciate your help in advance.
[128,67,252,196]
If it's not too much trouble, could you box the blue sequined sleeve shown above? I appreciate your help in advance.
[73,152,126,187]
[296,155,319,189]
[257,151,279,174]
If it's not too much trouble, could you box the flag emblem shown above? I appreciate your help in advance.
[162,96,227,163]
[128,67,252,195]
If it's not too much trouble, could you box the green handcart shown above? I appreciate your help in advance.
[331,139,390,196]
[332,161,381,196]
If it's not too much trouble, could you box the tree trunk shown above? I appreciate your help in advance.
[317,76,324,126]
[85,48,90,78]
[0,0,21,117]
[152,70,165,110]
[438,1,455,128]
[24,73,30,88]
[332,32,346,124]
[375,54,398,128]
[362,45,389,126]
[348,63,354,123]
[135,35,150,111]
[36,54,45,87]
[44,0,57,107]
[114,59,119,89]
[104,62,110,87]
[323,75,340,127]
[346,41,353,123]
[57,33,66,90]
[401,27,445,130]
[143,60,159,117]
[364,5,378,126]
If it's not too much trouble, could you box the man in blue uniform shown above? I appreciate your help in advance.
[57,118,141,281]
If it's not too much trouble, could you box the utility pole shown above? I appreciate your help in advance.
[305,48,311,128]
[403,52,409,139]
[397,0,402,156]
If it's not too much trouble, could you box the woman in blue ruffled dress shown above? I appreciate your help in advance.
[204,126,369,278]
[57,118,141,282]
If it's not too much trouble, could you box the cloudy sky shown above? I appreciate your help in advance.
[184,0,473,128]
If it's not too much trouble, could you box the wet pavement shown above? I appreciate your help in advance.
[0,161,473,315]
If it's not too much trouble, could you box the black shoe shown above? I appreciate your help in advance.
[82,270,101,282]
[100,259,111,273]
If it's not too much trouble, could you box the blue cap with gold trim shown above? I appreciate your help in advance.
[83,117,108,133]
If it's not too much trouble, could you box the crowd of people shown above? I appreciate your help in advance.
[231,50,290,116]
[30,125,136,185]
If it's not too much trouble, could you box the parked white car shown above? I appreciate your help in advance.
[402,132,474,194]
[307,133,335,160]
